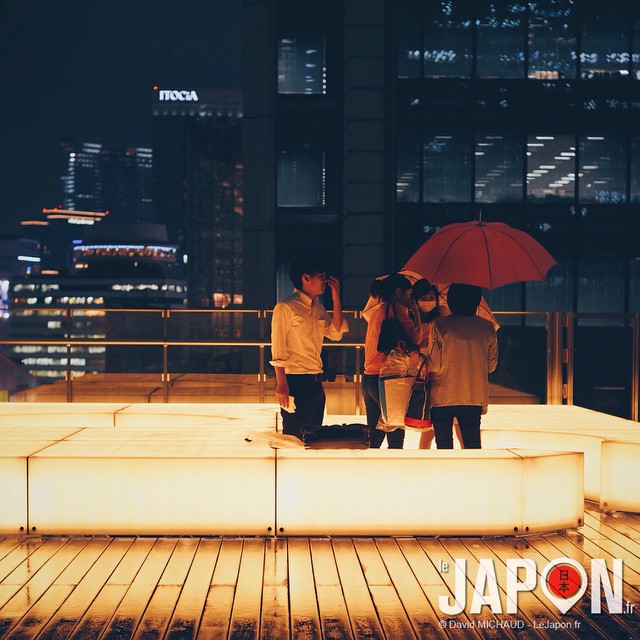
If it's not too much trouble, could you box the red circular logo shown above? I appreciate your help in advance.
[546,563,582,598]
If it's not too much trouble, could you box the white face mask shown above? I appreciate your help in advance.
[418,300,437,313]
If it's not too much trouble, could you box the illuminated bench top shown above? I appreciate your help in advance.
[0,403,637,535]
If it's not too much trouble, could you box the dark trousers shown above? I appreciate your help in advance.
[430,405,482,449]
[362,374,405,449]
[281,374,326,441]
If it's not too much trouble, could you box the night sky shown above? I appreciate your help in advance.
[0,0,242,234]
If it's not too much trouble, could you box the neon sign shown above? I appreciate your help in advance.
[158,89,199,102]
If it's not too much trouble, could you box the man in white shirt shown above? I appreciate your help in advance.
[270,255,348,440]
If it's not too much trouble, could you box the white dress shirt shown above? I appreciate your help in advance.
[270,289,348,374]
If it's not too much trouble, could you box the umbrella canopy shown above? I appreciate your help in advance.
[361,270,499,330]
[403,220,557,290]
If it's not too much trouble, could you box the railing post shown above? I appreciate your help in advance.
[66,343,72,403]
[163,309,169,403]
[546,312,563,404]
[563,311,575,406]
[354,345,362,415]
[633,312,640,421]
[66,308,72,403]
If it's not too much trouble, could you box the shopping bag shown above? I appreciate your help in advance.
[377,348,425,431]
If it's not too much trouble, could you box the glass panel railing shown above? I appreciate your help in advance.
[573,314,633,419]
[490,313,548,404]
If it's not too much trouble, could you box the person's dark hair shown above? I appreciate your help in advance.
[411,278,437,301]
[378,273,412,303]
[289,254,326,290]
[369,278,386,300]
[447,284,481,316]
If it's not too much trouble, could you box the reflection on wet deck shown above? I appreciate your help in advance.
[0,507,639,639]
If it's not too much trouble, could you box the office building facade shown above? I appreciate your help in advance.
[60,140,153,224]
[243,0,640,313]
[152,88,244,309]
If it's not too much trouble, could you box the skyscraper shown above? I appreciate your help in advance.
[60,140,154,224]
[152,87,243,309]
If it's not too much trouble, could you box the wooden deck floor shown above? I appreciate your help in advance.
[0,504,639,639]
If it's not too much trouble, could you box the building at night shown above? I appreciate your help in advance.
[243,0,640,314]
[152,88,243,309]
[8,223,186,382]
[60,140,153,224]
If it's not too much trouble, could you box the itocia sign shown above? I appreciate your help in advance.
[158,89,199,102]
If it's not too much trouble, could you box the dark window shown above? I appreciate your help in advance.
[527,135,576,201]
[579,135,627,203]
[397,4,422,78]
[527,260,573,312]
[396,129,421,202]
[577,257,625,312]
[476,1,526,78]
[631,138,640,203]
[475,134,523,202]
[423,0,474,78]
[277,145,325,206]
[580,8,630,79]
[423,135,471,202]
[528,0,577,79]
[278,37,326,94]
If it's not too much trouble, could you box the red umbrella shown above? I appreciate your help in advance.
[403,220,557,290]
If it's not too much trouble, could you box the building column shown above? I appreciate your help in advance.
[342,0,388,309]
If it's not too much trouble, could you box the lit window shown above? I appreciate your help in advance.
[475,134,523,202]
[278,37,326,94]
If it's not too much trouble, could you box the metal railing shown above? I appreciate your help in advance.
[1,309,638,420]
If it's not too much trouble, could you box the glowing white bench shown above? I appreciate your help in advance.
[481,405,640,511]
[2,402,637,535]
[276,448,583,536]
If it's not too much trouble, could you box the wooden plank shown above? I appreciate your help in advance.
[584,508,640,556]
[331,538,385,640]
[374,538,449,640]
[165,539,220,640]
[70,537,156,640]
[0,538,49,609]
[1,539,109,640]
[481,538,578,640]
[228,538,265,640]
[519,534,618,639]
[310,538,354,640]
[438,538,521,640]
[101,538,178,640]
[287,538,323,640]
[132,537,200,640]
[353,538,416,640]
[407,538,482,640]
[0,538,89,637]
[0,537,32,571]
[37,538,133,640]
[550,529,640,639]
[198,538,244,640]
[260,538,289,640]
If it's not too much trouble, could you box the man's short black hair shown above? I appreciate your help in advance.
[447,283,481,316]
[289,254,326,290]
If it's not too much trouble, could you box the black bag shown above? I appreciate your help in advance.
[377,303,415,353]
[303,423,370,449]
[404,357,432,431]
